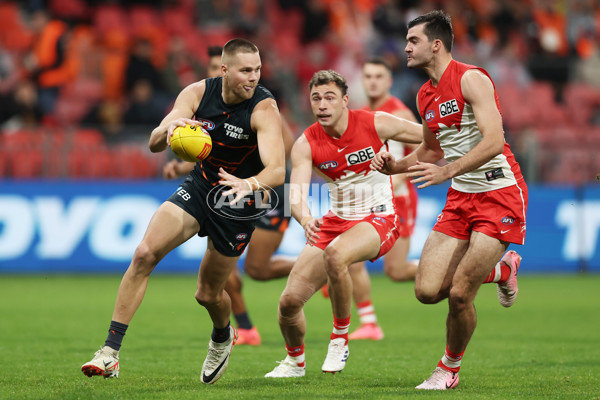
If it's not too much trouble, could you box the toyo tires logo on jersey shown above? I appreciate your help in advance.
[197,119,215,131]
[206,184,278,220]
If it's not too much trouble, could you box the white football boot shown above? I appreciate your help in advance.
[81,346,119,378]
[264,356,306,378]
[200,326,237,384]
[416,367,459,390]
[321,338,349,374]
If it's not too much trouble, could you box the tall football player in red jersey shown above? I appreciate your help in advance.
[371,11,528,390]
[343,58,421,341]
[265,70,422,378]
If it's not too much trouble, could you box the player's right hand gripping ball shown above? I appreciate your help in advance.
[170,124,212,162]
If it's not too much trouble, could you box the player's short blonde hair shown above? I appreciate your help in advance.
[222,38,259,64]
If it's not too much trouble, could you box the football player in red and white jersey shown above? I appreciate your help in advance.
[265,70,422,378]
[371,11,527,390]
[342,58,421,341]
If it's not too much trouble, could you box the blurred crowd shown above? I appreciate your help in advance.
[0,0,599,183]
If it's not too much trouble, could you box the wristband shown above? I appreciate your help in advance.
[249,176,261,191]
[300,216,313,228]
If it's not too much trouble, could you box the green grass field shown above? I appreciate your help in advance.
[1,274,599,399]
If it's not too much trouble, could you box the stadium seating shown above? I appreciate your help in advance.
[2,130,44,178]
[0,2,32,51]
[0,1,598,184]
[163,7,195,37]
[129,5,161,35]
[93,4,130,36]
[48,0,88,20]
[0,125,166,179]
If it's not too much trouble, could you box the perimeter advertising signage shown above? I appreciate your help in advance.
[0,181,598,273]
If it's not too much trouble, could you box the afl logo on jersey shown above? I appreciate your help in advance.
[236,233,248,241]
[501,216,514,225]
[319,161,338,170]
[425,110,435,122]
[197,118,215,131]
[371,216,385,226]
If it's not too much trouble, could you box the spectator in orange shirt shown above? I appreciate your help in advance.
[24,10,77,116]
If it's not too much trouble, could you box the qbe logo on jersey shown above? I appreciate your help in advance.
[345,146,375,166]
[439,99,460,118]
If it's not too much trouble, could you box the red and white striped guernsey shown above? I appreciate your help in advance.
[418,60,524,193]
[304,109,394,220]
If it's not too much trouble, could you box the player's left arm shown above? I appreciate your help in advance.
[374,111,423,145]
[392,108,418,123]
[218,98,286,205]
[390,109,419,151]
[407,70,505,188]
[443,70,505,179]
[371,101,441,176]
[252,98,286,188]
[387,109,419,188]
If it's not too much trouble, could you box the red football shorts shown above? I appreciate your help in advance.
[393,183,418,238]
[313,211,400,261]
[433,183,528,245]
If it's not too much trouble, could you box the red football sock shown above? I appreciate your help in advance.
[330,315,351,344]
[497,263,511,283]
[483,262,511,283]
[285,343,305,367]
[437,346,464,373]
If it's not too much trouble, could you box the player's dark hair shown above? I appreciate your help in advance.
[207,46,223,58]
[364,57,392,73]
[408,10,454,52]
[223,38,259,57]
[309,70,348,96]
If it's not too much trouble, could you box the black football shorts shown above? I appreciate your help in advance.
[167,176,256,257]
